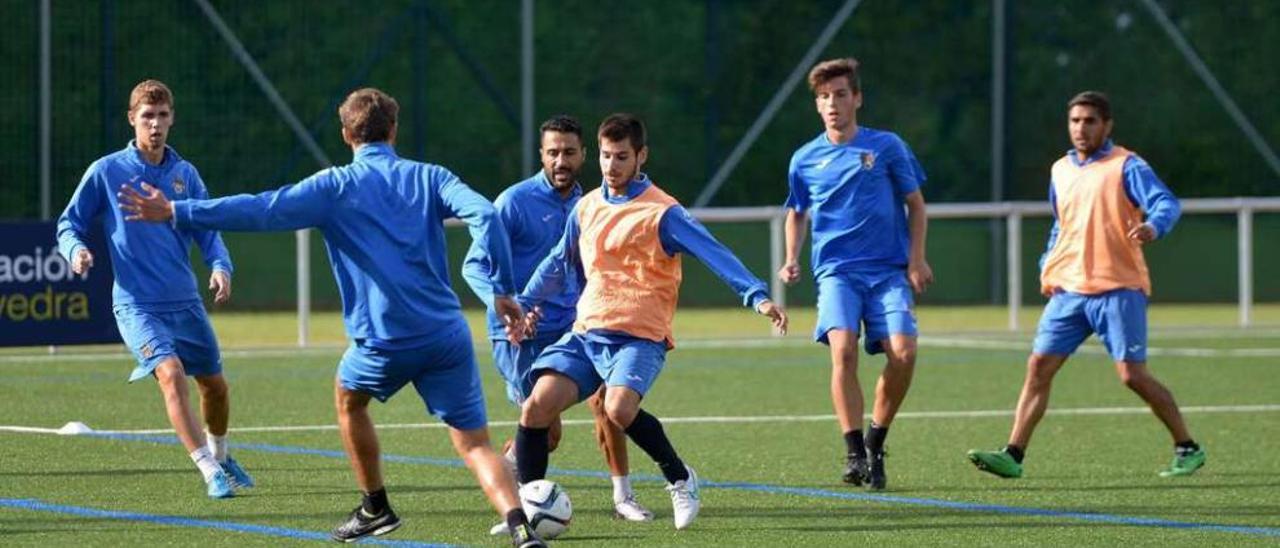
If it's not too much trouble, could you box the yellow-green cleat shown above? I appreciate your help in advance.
[1159,446,1206,477]
[967,449,1023,478]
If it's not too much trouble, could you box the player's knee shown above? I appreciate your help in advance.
[603,399,638,429]
[153,359,186,389]
[1117,365,1148,390]
[520,397,556,428]
[888,345,917,368]
[196,376,228,400]
[335,391,366,416]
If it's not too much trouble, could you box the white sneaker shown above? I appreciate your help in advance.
[489,521,510,536]
[665,465,700,530]
[614,495,655,521]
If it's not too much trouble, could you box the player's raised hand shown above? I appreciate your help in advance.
[908,258,934,294]
[1127,222,1157,243]
[778,260,802,286]
[69,247,94,275]
[494,295,526,344]
[756,299,789,335]
[118,182,174,222]
[209,270,232,305]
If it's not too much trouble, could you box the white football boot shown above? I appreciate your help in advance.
[665,465,700,530]
[614,494,655,521]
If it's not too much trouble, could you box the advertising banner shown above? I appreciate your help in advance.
[0,222,120,346]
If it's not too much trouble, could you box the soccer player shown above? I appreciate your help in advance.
[463,115,654,526]
[512,113,788,531]
[967,91,1204,479]
[779,58,932,491]
[119,88,547,547]
[55,79,252,499]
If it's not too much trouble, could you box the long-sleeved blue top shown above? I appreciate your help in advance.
[172,142,515,349]
[462,170,582,341]
[1040,140,1182,269]
[521,174,769,345]
[56,141,232,308]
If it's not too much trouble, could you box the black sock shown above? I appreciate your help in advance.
[1175,439,1200,453]
[362,487,389,515]
[515,425,550,484]
[843,429,866,456]
[1004,444,1025,464]
[624,409,688,484]
[865,423,889,456]
[505,508,529,532]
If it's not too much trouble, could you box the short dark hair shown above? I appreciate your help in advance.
[539,115,582,140]
[1067,91,1112,121]
[808,57,861,93]
[338,88,399,144]
[597,113,646,152]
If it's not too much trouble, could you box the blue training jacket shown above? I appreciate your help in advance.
[57,141,232,308]
[462,170,582,341]
[172,142,515,349]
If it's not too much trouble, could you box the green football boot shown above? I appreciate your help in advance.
[1159,446,1206,477]
[967,449,1023,478]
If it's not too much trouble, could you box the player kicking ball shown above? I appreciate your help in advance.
[510,113,788,531]
[463,115,654,533]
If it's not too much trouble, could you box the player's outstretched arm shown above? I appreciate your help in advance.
[119,174,336,232]
[658,205,774,310]
[904,190,933,294]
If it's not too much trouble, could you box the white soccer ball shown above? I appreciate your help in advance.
[519,479,572,539]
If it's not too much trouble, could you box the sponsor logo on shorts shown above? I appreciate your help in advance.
[141,343,154,359]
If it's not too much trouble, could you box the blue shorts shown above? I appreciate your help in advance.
[1033,289,1148,362]
[114,303,222,383]
[531,332,667,402]
[338,323,487,430]
[491,333,564,406]
[815,270,918,354]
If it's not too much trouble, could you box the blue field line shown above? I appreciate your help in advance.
[0,498,455,547]
[83,431,1280,538]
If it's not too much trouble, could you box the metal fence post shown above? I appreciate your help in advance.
[1006,208,1021,331]
[297,230,310,347]
[1238,206,1253,328]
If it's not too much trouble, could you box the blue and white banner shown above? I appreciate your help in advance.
[0,222,120,346]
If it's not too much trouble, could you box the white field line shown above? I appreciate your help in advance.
[5,331,1280,364]
[4,404,1277,436]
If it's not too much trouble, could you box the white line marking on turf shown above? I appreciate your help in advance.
[5,404,1276,436]
[4,329,1280,363]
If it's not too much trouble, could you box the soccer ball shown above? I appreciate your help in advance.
[519,479,572,539]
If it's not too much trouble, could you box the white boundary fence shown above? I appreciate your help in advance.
[293,197,1280,346]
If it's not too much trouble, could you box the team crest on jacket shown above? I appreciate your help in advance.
[172,177,186,195]
[860,151,876,169]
